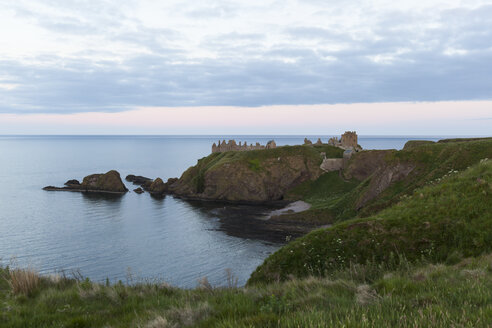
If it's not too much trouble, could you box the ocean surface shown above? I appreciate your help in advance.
[0,135,454,287]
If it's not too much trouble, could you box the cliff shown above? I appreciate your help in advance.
[282,137,492,224]
[163,144,344,203]
[249,158,492,285]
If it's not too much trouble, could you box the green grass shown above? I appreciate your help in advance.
[355,137,492,218]
[249,159,492,285]
[281,138,492,224]
[3,253,492,327]
[402,140,435,150]
[286,171,360,208]
[278,171,361,224]
[248,159,262,172]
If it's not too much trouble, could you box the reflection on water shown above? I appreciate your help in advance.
[81,192,126,203]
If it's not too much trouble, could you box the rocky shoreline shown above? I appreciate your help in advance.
[43,134,482,235]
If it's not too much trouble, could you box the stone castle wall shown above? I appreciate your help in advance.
[212,140,277,153]
[328,131,359,150]
[212,131,360,154]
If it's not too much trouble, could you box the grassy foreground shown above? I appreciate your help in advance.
[2,253,492,327]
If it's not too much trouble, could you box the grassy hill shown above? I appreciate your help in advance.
[282,138,492,224]
[249,159,492,285]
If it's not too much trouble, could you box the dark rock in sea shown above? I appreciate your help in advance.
[81,170,128,193]
[133,187,144,194]
[147,177,167,195]
[125,175,153,186]
[64,179,80,186]
[142,180,153,189]
[43,170,128,194]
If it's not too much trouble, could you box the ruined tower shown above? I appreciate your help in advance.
[340,131,358,149]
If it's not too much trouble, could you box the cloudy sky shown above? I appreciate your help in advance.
[0,0,491,134]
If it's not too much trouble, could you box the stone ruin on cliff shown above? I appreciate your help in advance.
[327,131,360,150]
[211,131,360,153]
[212,140,277,153]
[303,132,360,151]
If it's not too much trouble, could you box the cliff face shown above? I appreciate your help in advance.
[162,138,492,211]
[278,138,492,225]
[166,145,344,203]
[342,138,492,217]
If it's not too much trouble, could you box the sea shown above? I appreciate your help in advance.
[0,135,460,287]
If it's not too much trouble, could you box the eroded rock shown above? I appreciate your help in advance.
[146,178,167,195]
[43,170,128,194]
[125,175,153,186]
[64,179,80,186]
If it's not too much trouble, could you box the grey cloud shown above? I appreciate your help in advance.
[186,3,239,19]
[212,32,265,41]
[285,27,350,42]
[1,2,492,113]
[1,41,491,114]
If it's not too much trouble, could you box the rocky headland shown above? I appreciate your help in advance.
[140,135,492,228]
[42,135,492,228]
[153,144,345,203]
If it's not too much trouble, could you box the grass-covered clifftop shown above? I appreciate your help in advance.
[249,159,492,285]
[167,144,343,202]
[282,138,492,224]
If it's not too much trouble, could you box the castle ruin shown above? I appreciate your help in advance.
[211,131,360,154]
[212,140,277,153]
[328,131,360,150]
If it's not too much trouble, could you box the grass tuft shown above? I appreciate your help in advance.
[8,267,40,296]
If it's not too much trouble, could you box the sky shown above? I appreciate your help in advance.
[0,0,491,134]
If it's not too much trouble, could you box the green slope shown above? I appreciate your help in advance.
[249,159,492,284]
[282,138,492,224]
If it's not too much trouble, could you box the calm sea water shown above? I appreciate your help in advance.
[0,135,451,287]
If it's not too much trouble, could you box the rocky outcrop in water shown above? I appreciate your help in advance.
[146,178,167,194]
[64,179,80,187]
[125,175,153,186]
[43,170,128,194]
